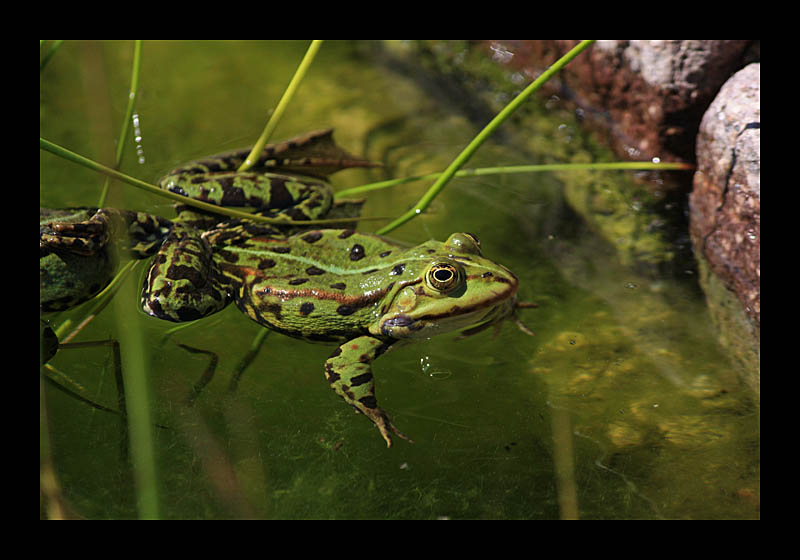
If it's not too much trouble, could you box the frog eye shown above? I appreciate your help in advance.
[444,232,482,256]
[426,262,462,293]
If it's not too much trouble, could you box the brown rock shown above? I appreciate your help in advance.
[482,40,753,168]
[689,63,760,328]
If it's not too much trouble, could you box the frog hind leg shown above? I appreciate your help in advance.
[141,225,230,322]
[41,208,172,259]
[40,207,113,255]
[324,336,413,448]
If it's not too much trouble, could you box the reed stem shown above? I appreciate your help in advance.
[375,40,596,235]
[238,40,324,172]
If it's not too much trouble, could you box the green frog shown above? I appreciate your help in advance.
[142,132,530,447]
[40,207,172,312]
[40,130,366,314]
[40,130,365,357]
[156,128,374,231]
[43,130,531,447]
[144,226,525,447]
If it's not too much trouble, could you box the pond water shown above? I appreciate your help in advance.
[40,40,759,519]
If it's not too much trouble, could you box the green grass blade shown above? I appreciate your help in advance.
[98,40,143,207]
[40,40,64,72]
[375,40,596,235]
[112,275,161,519]
[238,40,324,172]
[336,161,693,199]
[41,136,372,227]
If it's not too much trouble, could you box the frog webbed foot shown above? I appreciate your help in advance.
[360,406,414,448]
[325,336,413,448]
[512,301,538,336]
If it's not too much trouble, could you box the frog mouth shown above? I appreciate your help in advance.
[379,278,518,338]
[380,305,506,338]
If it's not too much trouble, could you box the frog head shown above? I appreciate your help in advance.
[371,233,519,339]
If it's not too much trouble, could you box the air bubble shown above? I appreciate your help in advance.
[132,112,146,164]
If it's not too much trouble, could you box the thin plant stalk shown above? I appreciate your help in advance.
[97,40,159,518]
[237,40,323,172]
[376,40,596,235]
[109,42,159,516]
[41,137,373,227]
[43,40,682,238]
[336,161,693,199]
[112,272,160,519]
[55,260,140,343]
[59,40,143,340]
[40,40,65,71]
[98,40,143,207]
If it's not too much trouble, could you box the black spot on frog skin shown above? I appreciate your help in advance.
[349,244,365,261]
[359,395,378,409]
[259,258,276,269]
[271,246,291,254]
[305,265,325,276]
[299,302,315,315]
[288,278,308,285]
[215,248,239,263]
[325,362,340,383]
[336,304,357,316]
[390,263,405,276]
[167,264,206,286]
[301,231,323,243]
[262,178,293,207]
[338,230,356,239]
[262,302,283,321]
[284,207,312,220]
[350,372,373,386]
[379,250,392,258]
[330,282,347,290]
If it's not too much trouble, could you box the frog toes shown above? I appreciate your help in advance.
[364,407,414,448]
[513,300,538,337]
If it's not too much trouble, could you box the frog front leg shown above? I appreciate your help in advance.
[325,336,413,448]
